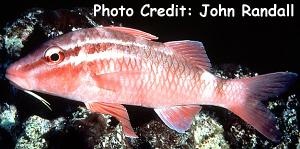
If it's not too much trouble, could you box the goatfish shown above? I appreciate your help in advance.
[5,26,297,142]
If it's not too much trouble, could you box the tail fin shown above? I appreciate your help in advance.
[229,72,297,142]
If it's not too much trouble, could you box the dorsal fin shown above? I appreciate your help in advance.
[104,26,158,40]
[164,40,211,70]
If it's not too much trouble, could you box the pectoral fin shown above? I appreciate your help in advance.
[85,102,138,138]
[154,105,202,133]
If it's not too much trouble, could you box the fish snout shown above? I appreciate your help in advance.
[5,65,32,90]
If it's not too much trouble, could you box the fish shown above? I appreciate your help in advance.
[5,26,297,142]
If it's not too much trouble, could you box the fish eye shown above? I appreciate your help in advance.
[50,53,59,61]
[44,46,65,64]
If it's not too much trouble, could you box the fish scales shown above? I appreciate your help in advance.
[123,44,203,106]
[56,32,206,107]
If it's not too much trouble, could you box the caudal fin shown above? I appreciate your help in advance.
[229,72,297,142]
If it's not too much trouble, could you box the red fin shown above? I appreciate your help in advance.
[85,102,138,138]
[165,40,211,70]
[91,72,141,91]
[229,72,297,142]
[105,26,158,40]
[154,105,202,133]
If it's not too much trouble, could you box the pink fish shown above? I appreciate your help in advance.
[5,26,297,142]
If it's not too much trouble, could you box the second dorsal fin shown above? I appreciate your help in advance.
[164,40,211,70]
[104,26,158,40]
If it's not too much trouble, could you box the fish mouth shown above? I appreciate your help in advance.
[5,73,32,90]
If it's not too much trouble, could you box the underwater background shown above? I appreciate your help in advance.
[0,0,299,148]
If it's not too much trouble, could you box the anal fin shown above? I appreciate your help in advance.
[154,105,202,133]
[85,102,138,138]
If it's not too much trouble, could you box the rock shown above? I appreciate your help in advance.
[56,107,126,149]
[0,104,17,133]
[9,106,126,149]
[127,111,229,148]
[15,115,51,149]
[192,113,229,149]
[3,9,44,57]
[39,8,113,38]
[129,119,193,148]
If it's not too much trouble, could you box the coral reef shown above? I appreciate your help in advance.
[0,8,298,149]
[15,115,51,149]
[3,9,43,57]
[0,104,17,133]
[128,111,229,148]
[192,113,229,149]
